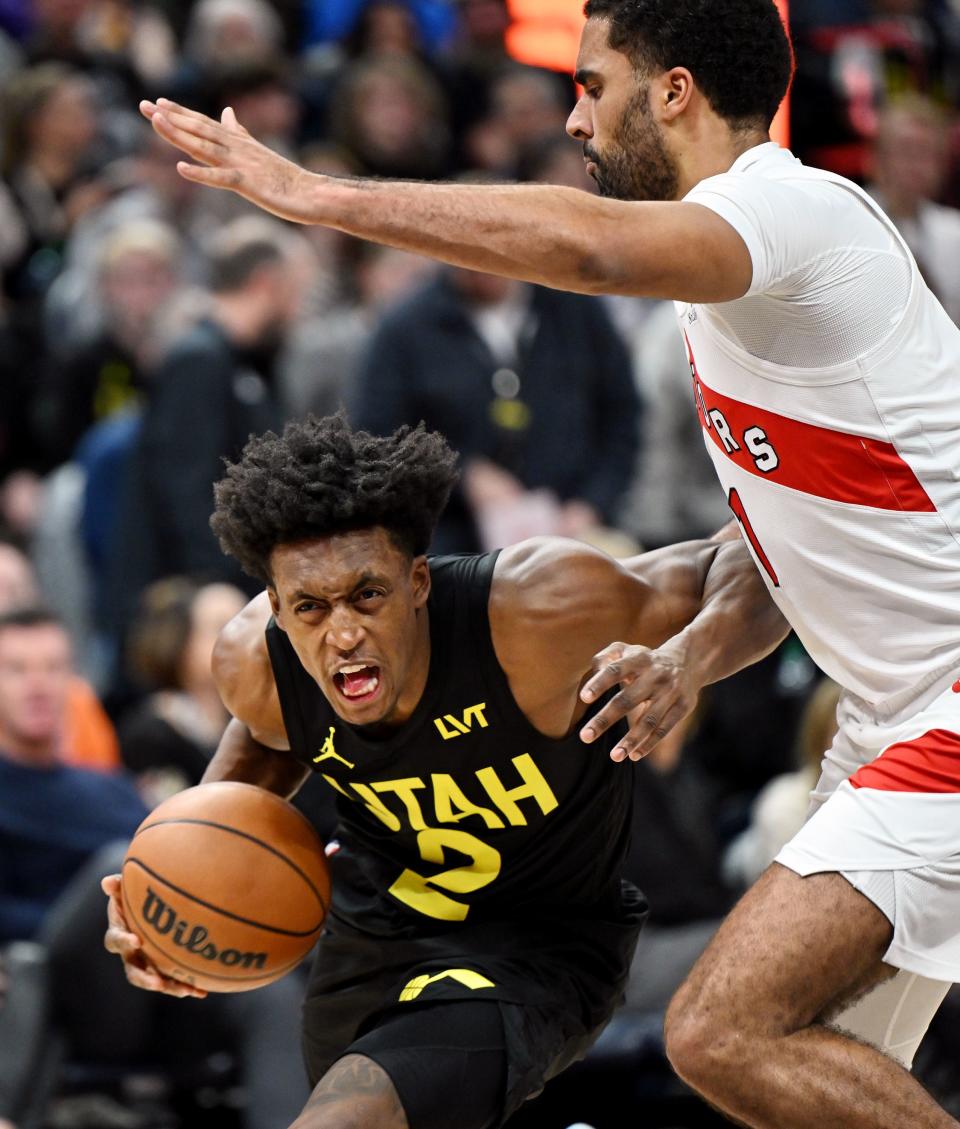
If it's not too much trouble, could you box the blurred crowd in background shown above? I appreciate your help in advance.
[3,1,960,1126]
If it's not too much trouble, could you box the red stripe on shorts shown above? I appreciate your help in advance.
[850,729,960,793]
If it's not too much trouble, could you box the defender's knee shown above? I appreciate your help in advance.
[664,984,741,1094]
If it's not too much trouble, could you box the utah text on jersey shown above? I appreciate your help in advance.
[319,749,558,922]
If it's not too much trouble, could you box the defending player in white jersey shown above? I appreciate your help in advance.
[137,1,960,1125]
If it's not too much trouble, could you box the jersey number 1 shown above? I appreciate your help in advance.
[728,488,779,587]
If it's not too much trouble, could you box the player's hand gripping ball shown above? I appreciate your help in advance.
[121,782,330,993]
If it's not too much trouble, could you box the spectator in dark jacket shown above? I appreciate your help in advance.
[352,266,640,552]
[106,216,312,644]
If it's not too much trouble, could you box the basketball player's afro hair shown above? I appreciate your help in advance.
[583,0,793,130]
[210,414,460,582]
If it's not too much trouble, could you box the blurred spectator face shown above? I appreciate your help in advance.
[361,2,419,56]
[102,248,178,339]
[96,219,182,348]
[179,583,246,692]
[231,81,299,146]
[490,69,569,149]
[458,0,510,46]
[10,67,98,173]
[873,103,949,206]
[0,545,38,612]
[0,621,72,758]
[18,70,97,169]
[333,58,449,177]
[185,0,283,67]
[355,73,426,159]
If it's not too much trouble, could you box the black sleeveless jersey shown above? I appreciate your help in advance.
[266,551,641,941]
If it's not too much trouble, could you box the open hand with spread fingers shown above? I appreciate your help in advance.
[578,638,699,762]
[139,99,317,225]
[101,874,207,999]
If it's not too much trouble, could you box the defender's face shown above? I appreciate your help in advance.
[268,529,431,729]
[567,16,679,202]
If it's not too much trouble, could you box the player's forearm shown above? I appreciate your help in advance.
[674,538,789,688]
[305,176,660,295]
[203,719,308,799]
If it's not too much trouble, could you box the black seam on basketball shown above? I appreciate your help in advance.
[132,818,329,915]
[123,857,324,936]
[124,895,310,984]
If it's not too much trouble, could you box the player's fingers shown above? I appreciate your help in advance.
[580,644,642,705]
[139,99,158,120]
[580,686,650,745]
[614,699,689,762]
[124,959,197,997]
[102,881,138,943]
[159,105,229,144]
[114,939,207,998]
[151,113,226,165]
[176,162,244,190]
[221,105,243,132]
[104,923,141,956]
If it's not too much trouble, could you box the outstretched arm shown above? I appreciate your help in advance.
[139,100,751,303]
[581,529,788,760]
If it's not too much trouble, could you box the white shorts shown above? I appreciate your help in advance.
[777,672,960,984]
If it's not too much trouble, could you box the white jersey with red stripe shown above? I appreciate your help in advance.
[680,142,960,707]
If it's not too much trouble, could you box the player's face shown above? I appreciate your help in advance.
[268,529,431,729]
[0,624,72,756]
[567,17,680,202]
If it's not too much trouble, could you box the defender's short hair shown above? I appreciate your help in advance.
[583,0,793,129]
[210,415,460,582]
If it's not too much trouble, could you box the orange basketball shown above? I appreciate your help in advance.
[121,782,330,993]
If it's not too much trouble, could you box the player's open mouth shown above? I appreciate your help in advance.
[334,664,381,701]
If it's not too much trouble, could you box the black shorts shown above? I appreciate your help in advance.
[300,887,646,1128]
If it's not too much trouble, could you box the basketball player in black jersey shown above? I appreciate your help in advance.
[104,416,786,1129]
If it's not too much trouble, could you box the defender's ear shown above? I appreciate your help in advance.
[658,66,695,122]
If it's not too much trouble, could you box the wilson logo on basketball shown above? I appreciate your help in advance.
[141,887,268,970]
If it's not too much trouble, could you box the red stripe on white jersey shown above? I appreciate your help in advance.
[686,335,936,513]
[850,729,960,793]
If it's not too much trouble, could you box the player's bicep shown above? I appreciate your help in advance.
[600,202,753,303]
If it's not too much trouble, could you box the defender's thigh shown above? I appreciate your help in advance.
[668,863,895,1039]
